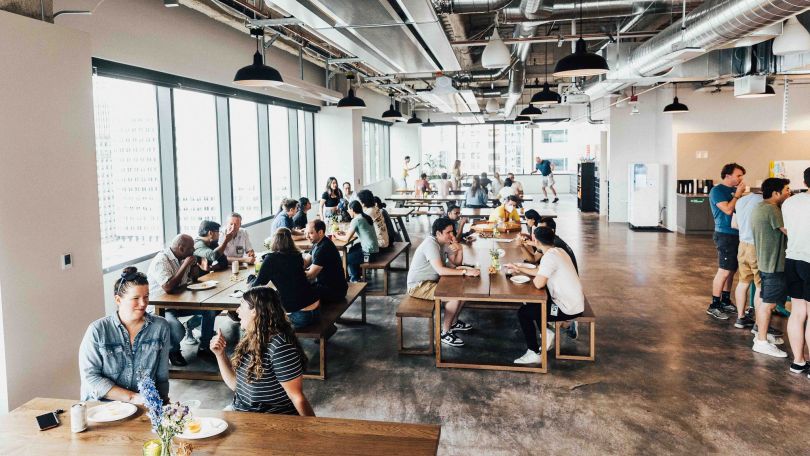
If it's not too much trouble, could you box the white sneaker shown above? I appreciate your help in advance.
[753,334,784,345]
[514,349,542,365]
[752,339,787,358]
[545,327,555,351]
[182,334,200,345]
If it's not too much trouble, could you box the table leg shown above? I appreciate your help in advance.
[434,298,442,367]
[396,216,411,243]
[342,249,348,279]
[540,300,548,373]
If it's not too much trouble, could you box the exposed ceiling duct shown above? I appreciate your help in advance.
[432,0,512,14]
[586,0,810,100]
[498,1,693,24]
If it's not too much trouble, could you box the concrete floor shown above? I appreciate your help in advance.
[170,195,810,455]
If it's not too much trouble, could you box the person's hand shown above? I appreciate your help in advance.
[447,242,460,253]
[210,328,227,356]
[735,180,746,197]
[129,393,144,405]
[465,268,481,277]
[198,256,210,272]
[224,227,237,242]
[459,217,469,226]
[181,255,196,269]
[244,256,256,265]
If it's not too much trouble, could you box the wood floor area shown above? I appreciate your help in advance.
[170,195,810,455]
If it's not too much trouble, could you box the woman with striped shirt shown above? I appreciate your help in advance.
[209,286,314,416]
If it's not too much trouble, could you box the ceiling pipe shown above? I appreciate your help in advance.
[498,1,687,24]
[433,0,512,14]
[586,0,810,100]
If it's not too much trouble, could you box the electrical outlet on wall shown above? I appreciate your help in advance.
[695,150,709,159]
[61,253,72,270]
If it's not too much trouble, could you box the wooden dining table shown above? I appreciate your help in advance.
[433,232,550,374]
[385,194,534,211]
[460,208,558,220]
[386,207,414,243]
[0,398,441,455]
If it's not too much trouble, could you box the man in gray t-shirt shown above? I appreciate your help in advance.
[407,218,480,348]
[732,192,763,327]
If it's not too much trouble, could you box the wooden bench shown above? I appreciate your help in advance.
[554,296,596,361]
[360,242,410,296]
[396,295,434,355]
[295,282,367,380]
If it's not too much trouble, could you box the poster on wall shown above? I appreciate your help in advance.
[771,160,810,187]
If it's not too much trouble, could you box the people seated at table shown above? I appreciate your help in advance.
[357,189,390,250]
[436,172,454,198]
[375,196,402,243]
[507,172,525,198]
[304,220,348,303]
[271,199,306,239]
[250,228,321,329]
[221,212,256,265]
[79,267,170,402]
[147,234,217,366]
[407,217,481,347]
[293,197,311,230]
[506,226,584,365]
[340,181,358,211]
[414,173,432,197]
[209,286,315,416]
[498,178,517,202]
[335,200,380,282]
[489,172,503,196]
[320,177,344,220]
[446,204,470,242]
[195,220,232,271]
[519,215,579,274]
[464,175,488,208]
[489,195,521,223]
[479,172,492,192]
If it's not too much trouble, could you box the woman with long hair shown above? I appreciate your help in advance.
[319,177,343,220]
[335,200,379,281]
[210,286,314,416]
[250,228,320,328]
[464,175,488,208]
[451,159,463,189]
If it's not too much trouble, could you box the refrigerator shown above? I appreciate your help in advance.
[628,163,661,228]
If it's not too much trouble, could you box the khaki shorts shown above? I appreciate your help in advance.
[737,241,761,288]
[407,281,438,300]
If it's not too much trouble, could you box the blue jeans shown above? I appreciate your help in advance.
[288,308,320,329]
[347,244,377,282]
[164,309,217,352]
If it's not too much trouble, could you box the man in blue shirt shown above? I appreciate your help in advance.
[707,163,746,320]
[271,198,305,239]
[532,156,558,203]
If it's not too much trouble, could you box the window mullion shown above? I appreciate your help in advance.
[157,86,179,240]
[216,96,233,223]
[288,109,301,198]
[258,104,272,217]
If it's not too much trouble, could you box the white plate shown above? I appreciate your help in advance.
[509,275,531,284]
[87,401,138,423]
[494,238,513,243]
[176,417,228,440]
[187,281,218,291]
[497,248,506,258]
[515,262,536,269]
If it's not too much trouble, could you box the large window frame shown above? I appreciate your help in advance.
[362,117,391,185]
[93,59,319,273]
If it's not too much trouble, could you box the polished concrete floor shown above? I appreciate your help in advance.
[171,195,810,455]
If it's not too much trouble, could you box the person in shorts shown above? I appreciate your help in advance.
[732,191,763,328]
[706,163,746,320]
[783,167,810,375]
[532,156,558,203]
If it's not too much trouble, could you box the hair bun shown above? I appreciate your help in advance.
[122,266,138,276]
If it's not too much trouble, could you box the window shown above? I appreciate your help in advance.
[269,105,291,211]
[174,89,221,234]
[420,125,456,177]
[494,124,530,175]
[542,129,568,143]
[93,76,164,268]
[297,110,309,197]
[362,120,390,184]
[457,125,494,176]
[229,99,261,222]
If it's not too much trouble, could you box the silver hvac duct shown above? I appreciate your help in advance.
[433,0,512,14]
[586,0,810,100]
[498,1,683,24]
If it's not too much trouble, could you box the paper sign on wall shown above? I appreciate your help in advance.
[695,150,709,159]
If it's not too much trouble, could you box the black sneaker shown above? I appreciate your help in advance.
[541,198,549,203]
[734,315,755,329]
[706,306,729,320]
[440,331,464,347]
[789,362,810,374]
[720,301,737,313]
[197,347,217,361]
[552,197,559,203]
[169,350,188,367]
[450,320,473,332]
[565,321,578,339]
[751,324,783,337]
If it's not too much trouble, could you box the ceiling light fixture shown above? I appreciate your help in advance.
[407,104,423,125]
[663,83,689,114]
[234,28,284,87]
[514,115,531,124]
[423,117,433,127]
[382,92,403,120]
[520,103,543,119]
[532,43,562,105]
[163,0,180,6]
[553,1,609,77]
[773,16,810,56]
[337,73,366,109]
[485,97,500,113]
[481,24,511,69]
[630,105,639,115]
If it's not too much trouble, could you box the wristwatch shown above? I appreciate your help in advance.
[462,269,467,276]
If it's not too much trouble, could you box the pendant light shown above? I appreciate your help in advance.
[337,73,366,109]
[234,28,284,87]
[481,24,511,69]
[663,84,689,114]
[423,117,434,127]
[514,115,531,124]
[553,1,610,78]
[773,16,810,56]
[532,44,562,105]
[407,103,423,125]
[382,92,403,120]
[520,103,543,118]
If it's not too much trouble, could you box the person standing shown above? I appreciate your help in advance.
[402,156,420,190]
[750,178,791,357]
[532,156,558,203]
[320,177,344,220]
[706,163,746,320]
[451,159,463,189]
[732,192,763,329]
[783,167,810,375]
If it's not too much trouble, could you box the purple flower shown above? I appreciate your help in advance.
[137,375,163,430]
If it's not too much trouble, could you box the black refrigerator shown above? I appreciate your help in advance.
[578,161,598,213]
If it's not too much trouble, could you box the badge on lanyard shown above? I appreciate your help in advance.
[550,303,559,317]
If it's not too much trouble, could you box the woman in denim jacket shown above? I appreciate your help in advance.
[79,267,171,402]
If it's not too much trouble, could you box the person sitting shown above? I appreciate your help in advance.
[414,173,432,197]
[436,172,454,198]
[209,286,315,416]
[250,228,320,329]
[340,181,358,210]
[304,220,348,303]
[498,178,517,202]
[446,204,470,242]
[357,189,390,250]
[507,172,525,198]
[519,216,579,274]
[271,199,305,239]
[464,175,488,208]
[375,197,402,243]
[79,267,171,402]
[407,217,480,347]
[506,226,584,365]
[293,197,311,230]
[489,195,521,224]
[195,220,233,271]
[320,177,344,220]
[335,201,379,282]
[479,172,492,192]
[221,213,256,266]
[147,234,217,366]
[490,172,503,196]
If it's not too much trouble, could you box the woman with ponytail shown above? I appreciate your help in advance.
[335,200,379,281]
[209,286,314,416]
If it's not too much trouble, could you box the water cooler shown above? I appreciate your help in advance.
[628,163,661,229]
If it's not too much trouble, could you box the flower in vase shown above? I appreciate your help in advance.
[137,376,164,431]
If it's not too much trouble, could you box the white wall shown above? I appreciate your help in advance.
[390,123,421,188]
[0,11,105,411]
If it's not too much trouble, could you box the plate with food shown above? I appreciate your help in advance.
[87,401,138,422]
[176,417,228,440]
[187,281,218,291]
[509,275,531,284]
[514,262,536,269]
[471,222,522,233]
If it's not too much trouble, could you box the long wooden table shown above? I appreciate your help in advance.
[385,195,534,211]
[433,233,549,373]
[386,207,414,243]
[460,208,558,220]
[0,398,441,455]
[295,234,353,277]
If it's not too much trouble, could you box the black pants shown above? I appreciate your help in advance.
[313,282,347,303]
[517,294,581,352]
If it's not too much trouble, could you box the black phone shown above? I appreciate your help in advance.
[36,412,60,431]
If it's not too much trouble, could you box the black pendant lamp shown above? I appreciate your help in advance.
[382,92,403,120]
[532,43,562,105]
[553,1,609,78]
[423,117,433,127]
[514,115,531,124]
[663,84,689,114]
[520,103,543,118]
[407,107,423,125]
[234,28,284,87]
[337,73,366,109]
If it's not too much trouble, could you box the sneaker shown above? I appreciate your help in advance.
[168,350,188,367]
[197,347,217,361]
[706,307,729,320]
[734,315,755,329]
[541,198,549,203]
[744,307,754,319]
[552,197,559,203]
[450,320,473,332]
[721,301,737,313]
[544,327,555,350]
[789,362,810,374]
[754,334,785,345]
[752,339,787,358]
[440,331,464,347]
[565,321,578,340]
[514,349,542,365]
[751,324,783,337]
[182,331,200,345]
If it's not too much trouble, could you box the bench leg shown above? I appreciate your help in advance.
[397,315,435,356]
[303,337,327,380]
[555,321,596,362]
[383,267,389,296]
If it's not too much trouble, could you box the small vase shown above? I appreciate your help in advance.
[159,435,174,456]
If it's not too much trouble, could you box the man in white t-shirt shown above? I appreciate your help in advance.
[784,167,810,375]
[219,213,255,265]
[506,226,584,364]
[435,172,455,198]
[507,172,524,198]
